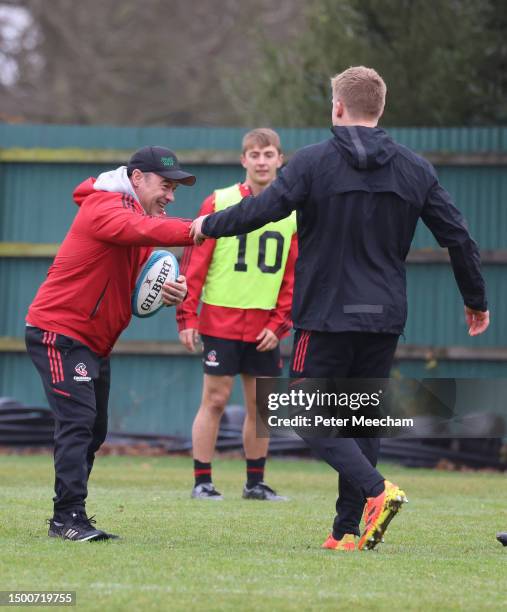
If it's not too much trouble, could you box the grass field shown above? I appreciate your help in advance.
[1,455,506,611]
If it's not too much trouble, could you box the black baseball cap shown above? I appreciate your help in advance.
[127,146,196,186]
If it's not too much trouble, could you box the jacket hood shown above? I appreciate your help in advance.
[73,166,139,206]
[331,126,397,170]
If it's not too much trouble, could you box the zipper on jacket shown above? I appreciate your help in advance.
[89,279,110,319]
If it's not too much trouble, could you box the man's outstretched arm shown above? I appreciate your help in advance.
[191,149,310,243]
[421,179,489,335]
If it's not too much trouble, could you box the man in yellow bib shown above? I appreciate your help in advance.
[177,128,297,500]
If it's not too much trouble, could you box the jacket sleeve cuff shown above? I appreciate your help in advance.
[265,320,290,339]
[202,215,213,237]
[464,299,488,312]
[177,316,200,332]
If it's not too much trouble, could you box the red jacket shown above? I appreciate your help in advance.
[27,170,193,356]
[176,183,297,342]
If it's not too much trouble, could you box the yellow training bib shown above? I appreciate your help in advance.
[202,184,297,309]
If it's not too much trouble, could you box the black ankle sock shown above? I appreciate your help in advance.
[246,457,266,487]
[194,460,212,486]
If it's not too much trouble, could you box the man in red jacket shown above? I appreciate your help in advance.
[26,146,195,541]
[177,129,297,501]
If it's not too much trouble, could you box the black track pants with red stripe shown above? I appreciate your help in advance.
[25,326,110,516]
[289,329,399,538]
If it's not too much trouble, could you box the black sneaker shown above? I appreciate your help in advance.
[48,511,116,542]
[242,482,288,501]
[191,483,223,500]
[497,532,507,546]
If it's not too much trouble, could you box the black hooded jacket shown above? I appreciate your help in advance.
[202,126,487,334]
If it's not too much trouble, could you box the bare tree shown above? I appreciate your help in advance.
[0,0,305,125]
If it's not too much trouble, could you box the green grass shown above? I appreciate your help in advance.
[0,455,506,611]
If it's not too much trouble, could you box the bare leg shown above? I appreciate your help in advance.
[192,374,234,462]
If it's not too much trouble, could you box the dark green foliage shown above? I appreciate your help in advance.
[242,0,507,127]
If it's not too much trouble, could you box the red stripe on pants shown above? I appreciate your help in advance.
[294,331,311,372]
[49,333,61,383]
[44,332,56,384]
[292,331,306,372]
[53,333,65,382]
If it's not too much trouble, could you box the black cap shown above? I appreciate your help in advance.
[127,146,196,186]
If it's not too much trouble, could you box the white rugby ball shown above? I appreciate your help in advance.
[132,250,179,318]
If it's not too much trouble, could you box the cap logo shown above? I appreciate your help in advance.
[161,156,175,167]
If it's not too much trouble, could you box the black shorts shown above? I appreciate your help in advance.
[201,334,282,377]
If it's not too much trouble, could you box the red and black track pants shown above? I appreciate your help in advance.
[290,329,399,538]
[25,326,110,516]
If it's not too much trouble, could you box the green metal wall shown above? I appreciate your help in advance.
[1,163,506,249]
[0,124,505,151]
[1,260,504,348]
[0,125,505,437]
[0,162,238,241]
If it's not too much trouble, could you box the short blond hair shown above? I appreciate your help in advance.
[330,66,386,120]
[242,128,282,154]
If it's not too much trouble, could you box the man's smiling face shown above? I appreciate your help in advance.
[132,171,178,216]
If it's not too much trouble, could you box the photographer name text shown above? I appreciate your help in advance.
[267,414,414,428]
